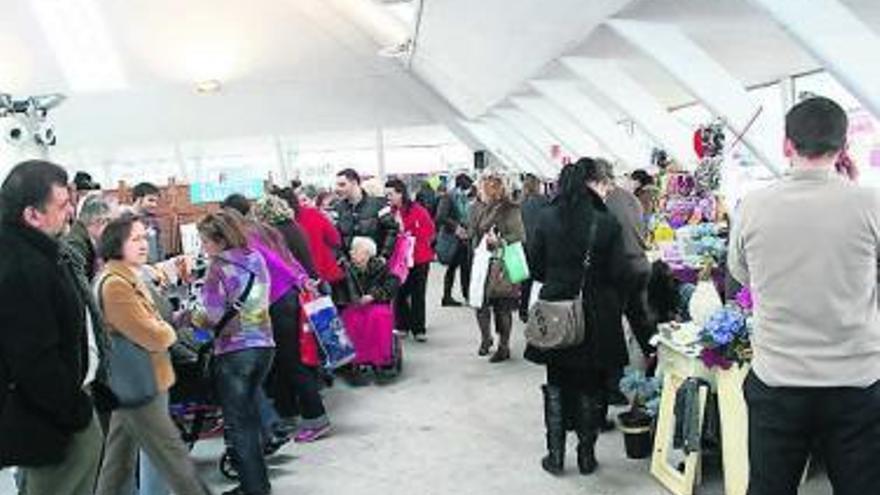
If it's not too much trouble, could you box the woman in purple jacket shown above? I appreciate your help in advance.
[193,211,274,495]
[225,208,332,443]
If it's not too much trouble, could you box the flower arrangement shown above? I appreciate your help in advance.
[698,301,752,370]
[619,367,662,419]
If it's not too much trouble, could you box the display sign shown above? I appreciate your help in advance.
[189,179,264,204]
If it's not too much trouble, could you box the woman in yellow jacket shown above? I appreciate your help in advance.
[93,214,210,495]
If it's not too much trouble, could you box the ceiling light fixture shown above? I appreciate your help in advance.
[195,79,223,94]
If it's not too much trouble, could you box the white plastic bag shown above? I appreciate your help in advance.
[468,236,492,308]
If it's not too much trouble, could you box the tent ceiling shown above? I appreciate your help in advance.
[4,0,880,152]
[0,0,437,147]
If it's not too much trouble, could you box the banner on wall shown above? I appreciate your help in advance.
[189,178,264,204]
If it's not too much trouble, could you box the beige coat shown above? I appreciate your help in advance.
[97,260,177,393]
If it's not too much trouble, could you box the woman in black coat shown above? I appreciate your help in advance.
[525,157,628,476]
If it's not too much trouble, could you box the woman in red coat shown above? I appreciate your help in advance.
[385,178,436,342]
[295,200,345,284]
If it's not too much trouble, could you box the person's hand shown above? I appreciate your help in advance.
[485,230,499,247]
[455,225,468,239]
[172,309,192,328]
[359,295,375,305]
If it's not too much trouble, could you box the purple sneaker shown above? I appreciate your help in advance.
[294,424,332,443]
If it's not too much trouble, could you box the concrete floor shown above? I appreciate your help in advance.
[1,266,831,494]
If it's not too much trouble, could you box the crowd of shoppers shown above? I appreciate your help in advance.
[1,96,870,493]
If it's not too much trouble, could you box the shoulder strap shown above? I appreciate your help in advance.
[212,271,256,338]
[579,218,600,290]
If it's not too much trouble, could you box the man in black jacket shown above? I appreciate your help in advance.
[0,161,107,495]
[65,193,113,281]
[333,168,399,260]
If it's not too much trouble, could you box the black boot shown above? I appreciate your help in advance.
[594,396,615,433]
[541,385,565,475]
[575,393,599,475]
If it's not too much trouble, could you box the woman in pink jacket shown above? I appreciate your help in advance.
[385,179,435,342]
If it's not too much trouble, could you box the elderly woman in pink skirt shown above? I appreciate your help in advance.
[340,237,400,381]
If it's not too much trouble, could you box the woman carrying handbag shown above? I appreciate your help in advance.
[94,214,211,495]
[525,158,628,477]
[468,171,525,363]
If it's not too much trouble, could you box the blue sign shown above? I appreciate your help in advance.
[189,179,265,204]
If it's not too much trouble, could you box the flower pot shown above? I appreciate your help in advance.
[618,411,653,459]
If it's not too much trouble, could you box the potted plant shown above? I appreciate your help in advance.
[618,368,661,459]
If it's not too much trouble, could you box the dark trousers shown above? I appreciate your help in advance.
[443,243,470,301]
[267,290,328,421]
[745,371,880,495]
[622,268,656,356]
[215,348,275,495]
[395,263,430,335]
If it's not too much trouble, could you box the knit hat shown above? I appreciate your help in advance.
[254,194,293,225]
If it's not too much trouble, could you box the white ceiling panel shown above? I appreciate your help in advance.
[411,0,636,118]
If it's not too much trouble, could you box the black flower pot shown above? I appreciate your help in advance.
[618,410,653,459]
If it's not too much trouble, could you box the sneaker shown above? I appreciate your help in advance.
[441,298,464,307]
[263,432,291,455]
[294,424,332,443]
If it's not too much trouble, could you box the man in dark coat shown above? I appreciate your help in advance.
[604,165,656,359]
[0,160,108,495]
[333,168,399,260]
[518,174,548,321]
[65,193,113,281]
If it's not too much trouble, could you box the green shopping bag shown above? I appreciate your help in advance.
[502,241,530,284]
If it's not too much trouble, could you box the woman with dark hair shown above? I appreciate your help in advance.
[525,158,628,477]
[469,171,525,362]
[385,178,436,342]
[94,214,210,495]
[191,211,275,495]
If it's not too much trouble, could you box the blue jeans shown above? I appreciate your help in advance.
[257,388,281,441]
[215,348,275,495]
[139,454,168,495]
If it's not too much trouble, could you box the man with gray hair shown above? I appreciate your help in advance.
[65,193,113,281]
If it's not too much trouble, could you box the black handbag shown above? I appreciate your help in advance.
[435,230,460,265]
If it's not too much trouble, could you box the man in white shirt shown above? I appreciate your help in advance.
[728,97,880,494]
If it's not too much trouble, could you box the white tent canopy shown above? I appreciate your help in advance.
[3,0,880,182]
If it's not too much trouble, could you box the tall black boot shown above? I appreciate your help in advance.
[575,393,599,475]
[541,385,566,475]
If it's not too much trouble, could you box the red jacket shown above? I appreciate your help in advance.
[297,206,344,282]
[396,202,436,266]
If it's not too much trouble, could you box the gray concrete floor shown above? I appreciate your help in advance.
[1,266,831,494]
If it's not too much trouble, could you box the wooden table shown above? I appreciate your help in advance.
[651,323,749,495]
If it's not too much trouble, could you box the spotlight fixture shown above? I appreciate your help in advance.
[35,122,57,146]
[195,79,222,94]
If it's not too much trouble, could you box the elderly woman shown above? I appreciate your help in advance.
[340,237,400,381]
[93,214,210,495]
[469,171,525,363]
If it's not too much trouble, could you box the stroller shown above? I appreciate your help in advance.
[167,328,239,478]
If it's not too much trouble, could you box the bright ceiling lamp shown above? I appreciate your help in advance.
[30,0,127,92]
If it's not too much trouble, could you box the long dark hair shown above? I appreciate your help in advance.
[556,158,600,252]
[384,178,412,208]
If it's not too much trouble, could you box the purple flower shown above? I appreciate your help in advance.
[735,287,753,311]
[699,348,732,369]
